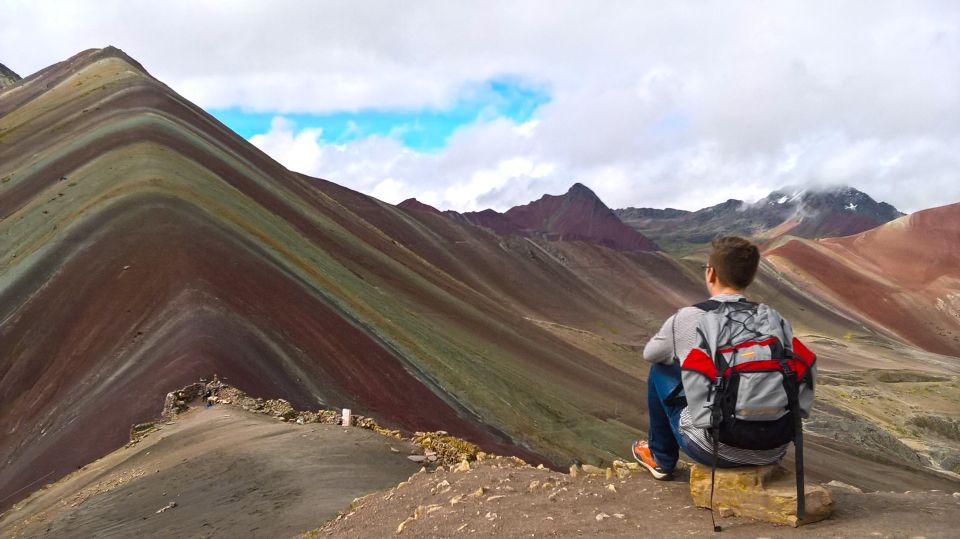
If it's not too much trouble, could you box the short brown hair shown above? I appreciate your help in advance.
[708,236,760,290]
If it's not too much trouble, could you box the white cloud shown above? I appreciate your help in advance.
[3,0,959,212]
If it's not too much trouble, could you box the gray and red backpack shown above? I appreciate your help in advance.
[680,299,816,529]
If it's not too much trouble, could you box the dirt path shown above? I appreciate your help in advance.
[0,406,420,538]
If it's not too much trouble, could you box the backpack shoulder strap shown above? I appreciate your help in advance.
[692,299,722,311]
[693,297,755,312]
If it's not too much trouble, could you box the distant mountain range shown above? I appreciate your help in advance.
[402,183,659,252]
[615,186,905,254]
[403,184,903,256]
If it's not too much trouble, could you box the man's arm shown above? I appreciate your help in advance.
[643,314,677,364]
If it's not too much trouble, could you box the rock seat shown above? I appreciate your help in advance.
[689,463,833,527]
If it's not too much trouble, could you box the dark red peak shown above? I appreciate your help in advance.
[397,198,441,215]
[493,185,658,252]
[567,182,598,198]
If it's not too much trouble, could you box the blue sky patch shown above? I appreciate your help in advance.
[209,78,550,152]
[646,110,690,137]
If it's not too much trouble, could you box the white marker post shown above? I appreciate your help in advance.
[341,408,352,427]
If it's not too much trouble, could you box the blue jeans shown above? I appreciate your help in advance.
[647,362,742,471]
[647,362,687,472]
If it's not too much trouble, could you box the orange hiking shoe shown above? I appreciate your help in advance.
[632,439,674,480]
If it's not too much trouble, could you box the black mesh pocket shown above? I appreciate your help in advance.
[718,413,794,449]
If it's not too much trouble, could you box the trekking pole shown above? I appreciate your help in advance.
[780,359,805,521]
[710,426,721,533]
[793,403,805,520]
[709,384,724,533]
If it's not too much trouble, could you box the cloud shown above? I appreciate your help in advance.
[3,0,958,212]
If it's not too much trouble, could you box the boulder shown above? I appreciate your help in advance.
[689,464,833,527]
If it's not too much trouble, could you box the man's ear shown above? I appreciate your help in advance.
[706,266,718,285]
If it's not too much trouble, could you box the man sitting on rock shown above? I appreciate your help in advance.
[633,236,816,480]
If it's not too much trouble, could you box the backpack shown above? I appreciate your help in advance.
[680,299,816,531]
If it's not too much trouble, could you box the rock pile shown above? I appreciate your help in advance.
[411,431,483,467]
[569,459,643,480]
[148,378,474,464]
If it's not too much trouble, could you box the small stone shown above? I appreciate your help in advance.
[953,492,960,499]
[528,480,541,491]
[581,464,605,476]
[470,487,487,498]
[485,511,498,520]
[452,460,471,473]
[613,513,625,519]
[718,506,734,518]
[413,504,442,518]
[826,480,863,493]
[449,494,464,505]
[408,455,427,463]
[156,501,177,514]
[396,516,415,533]
[595,512,610,521]
[606,484,617,493]
[615,467,631,480]
[390,447,400,453]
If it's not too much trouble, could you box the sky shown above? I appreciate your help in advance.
[1,0,958,213]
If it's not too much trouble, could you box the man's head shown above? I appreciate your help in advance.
[704,236,760,295]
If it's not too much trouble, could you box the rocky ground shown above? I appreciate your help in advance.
[305,458,960,538]
[3,379,959,539]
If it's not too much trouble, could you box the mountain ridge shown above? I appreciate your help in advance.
[447,182,660,252]
[615,185,905,254]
